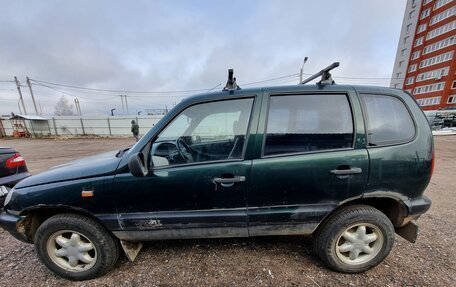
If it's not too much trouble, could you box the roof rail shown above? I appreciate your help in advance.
[223,69,241,91]
[299,62,339,85]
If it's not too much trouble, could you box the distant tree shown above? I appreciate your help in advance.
[54,96,75,116]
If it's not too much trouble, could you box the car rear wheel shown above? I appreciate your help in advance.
[314,205,395,273]
[34,213,119,280]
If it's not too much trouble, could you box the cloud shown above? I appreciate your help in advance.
[0,0,405,116]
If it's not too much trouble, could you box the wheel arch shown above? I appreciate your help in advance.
[18,205,108,243]
[315,195,409,236]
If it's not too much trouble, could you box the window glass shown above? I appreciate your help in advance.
[264,94,353,156]
[151,98,253,167]
[360,94,415,146]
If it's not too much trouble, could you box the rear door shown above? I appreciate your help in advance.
[248,90,368,236]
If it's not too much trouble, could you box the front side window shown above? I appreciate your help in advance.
[360,94,415,146]
[151,98,254,167]
[264,94,354,156]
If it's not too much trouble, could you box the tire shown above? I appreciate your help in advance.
[314,205,395,273]
[34,213,119,280]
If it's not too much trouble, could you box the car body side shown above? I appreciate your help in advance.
[0,84,432,244]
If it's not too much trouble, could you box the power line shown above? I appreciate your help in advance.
[30,79,213,94]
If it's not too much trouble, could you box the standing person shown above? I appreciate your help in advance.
[131,120,139,141]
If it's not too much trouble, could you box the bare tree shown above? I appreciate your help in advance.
[54,96,75,116]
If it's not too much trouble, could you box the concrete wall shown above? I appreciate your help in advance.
[390,0,423,88]
[0,115,164,137]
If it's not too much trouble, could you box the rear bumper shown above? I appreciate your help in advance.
[0,172,31,187]
[404,196,432,217]
[0,211,29,243]
[396,196,432,243]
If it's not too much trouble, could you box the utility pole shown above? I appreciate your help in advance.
[124,95,129,114]
[26,77,39,115]
[14,76,27,115]
[74,98,82,115]
[120,95,125,113]
[300,57,308,83]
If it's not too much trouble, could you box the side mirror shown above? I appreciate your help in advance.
[128,152,149,177]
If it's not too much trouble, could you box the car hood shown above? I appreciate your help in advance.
[14,150,123,189]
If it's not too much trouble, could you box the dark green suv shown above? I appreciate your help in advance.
[0,67,433,280]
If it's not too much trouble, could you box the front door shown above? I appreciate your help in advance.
[248,92,369,236]
[113,97,257,240]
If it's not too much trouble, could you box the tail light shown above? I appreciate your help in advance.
[5,153,26,169]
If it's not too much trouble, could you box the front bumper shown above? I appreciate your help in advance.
[0,211,29,243]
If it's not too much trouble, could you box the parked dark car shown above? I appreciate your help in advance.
[0,67,433,280]
[0,147,30,207]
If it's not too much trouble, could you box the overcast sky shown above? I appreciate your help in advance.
[0,0,406,116]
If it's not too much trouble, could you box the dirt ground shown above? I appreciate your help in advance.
[0,136,455,287]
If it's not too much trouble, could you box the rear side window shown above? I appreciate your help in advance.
[360,94,415,146]
[264,94,353,156]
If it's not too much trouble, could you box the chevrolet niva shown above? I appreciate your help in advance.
[0,64,433,280]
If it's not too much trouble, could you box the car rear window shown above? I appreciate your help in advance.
[360,94,415,146]
[264,94,354,156]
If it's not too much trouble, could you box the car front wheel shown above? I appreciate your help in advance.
[34,213,119,280]
[314,205,395,273]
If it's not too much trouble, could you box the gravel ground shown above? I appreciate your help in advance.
[0,137,455,286]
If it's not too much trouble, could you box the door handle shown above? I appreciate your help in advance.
[330,167,362,176]
[213,176,246,188]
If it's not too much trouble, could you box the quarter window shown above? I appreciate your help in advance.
[264,94,353,156]
[361,94,415,146]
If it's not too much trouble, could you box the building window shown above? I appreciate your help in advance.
[419,51,454,68]
[398,61,404,67]
[404,36,410,44]
[430,6,456,25]
[396,72,402,79]
[417,96,442,106]
[417,23,427,33]
[406,23,412,32]
[394,84,400,88]
[421,8,431,19]
[411,50,421,60]
[406,76,415,85]
[434,0,453,10]
[409,10,416,19]
[426,20,456,40]
[423,35,456,54]
[415,37,424,47]
[448,95,456,103]
[414,82,445,95]
[409,64,418,72]
[416,67,450,82]
[452,81,456,89]
[401,48,407,56]
[423,0,433,5]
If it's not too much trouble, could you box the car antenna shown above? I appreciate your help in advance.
[223,69,241,91]
[299,62,340,85]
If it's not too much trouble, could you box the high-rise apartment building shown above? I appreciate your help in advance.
[391,0,456,111]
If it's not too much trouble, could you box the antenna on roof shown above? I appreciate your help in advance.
[223,69,241,91]
[299,62,340,85]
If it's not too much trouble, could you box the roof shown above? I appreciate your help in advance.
[183,83,404,106]
[9,114,48,120]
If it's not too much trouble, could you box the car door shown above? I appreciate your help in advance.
[113,96,259,240]
[248,90,369,236]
